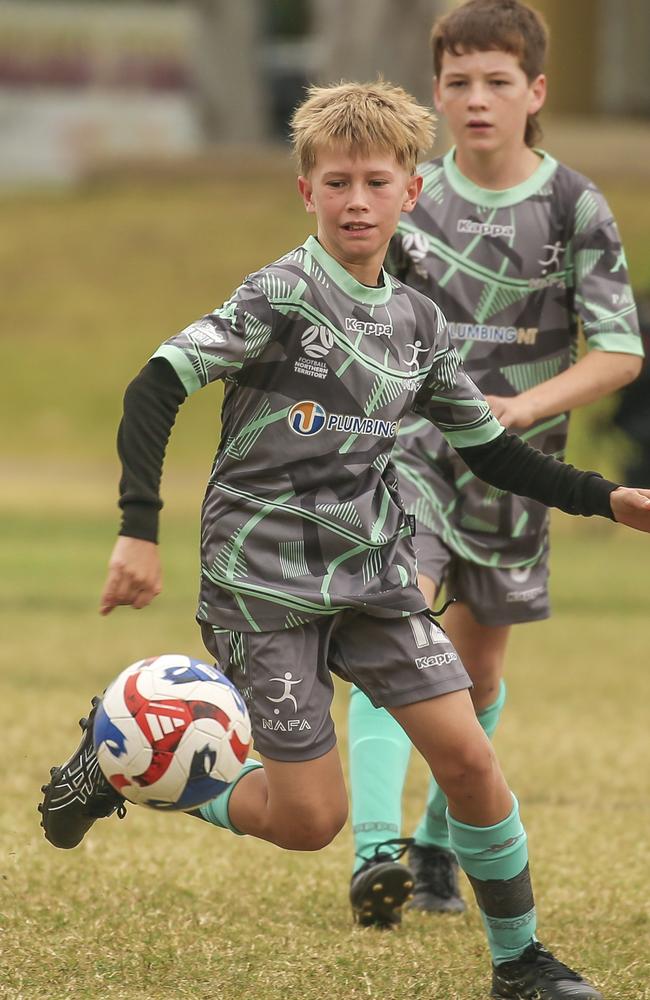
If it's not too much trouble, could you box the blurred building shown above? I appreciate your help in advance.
[1,0,649,186]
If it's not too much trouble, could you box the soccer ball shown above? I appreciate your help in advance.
[93,654,251,811]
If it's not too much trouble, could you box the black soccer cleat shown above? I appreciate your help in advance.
[407,842,466,914]
[491,942,603,999]
[38,696,127,849]
[350,838,415,928]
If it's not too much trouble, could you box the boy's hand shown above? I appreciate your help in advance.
[484,394,536,430]
[100,536,162,616]
[610,487,650,531]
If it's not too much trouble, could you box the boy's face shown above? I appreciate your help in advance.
[298,147,421,282]
[434,48,546,155]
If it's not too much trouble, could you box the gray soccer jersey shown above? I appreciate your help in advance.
[389,150,642,567]
[152,235,502,632]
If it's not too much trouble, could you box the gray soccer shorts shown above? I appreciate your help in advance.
[413,531,551,627]
[201,611,470,762]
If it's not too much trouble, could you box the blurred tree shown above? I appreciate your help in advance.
[312,0,443,106]
[190,0,268,143]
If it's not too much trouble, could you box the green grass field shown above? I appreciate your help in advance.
[2,163,650,999]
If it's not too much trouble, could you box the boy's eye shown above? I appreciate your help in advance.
[491,79,509,87]
[369,179,389,187]
[447,80,466,88]
[326,180,346,188]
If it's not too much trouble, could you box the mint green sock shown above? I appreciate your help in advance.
[448,795,536,964]
[198,758,263,835]
[413,680,507,851]
[349,686,412,874]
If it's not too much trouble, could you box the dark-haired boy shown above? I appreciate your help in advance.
[348,0,643,943]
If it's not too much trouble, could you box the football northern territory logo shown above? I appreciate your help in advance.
[288,401,397,439]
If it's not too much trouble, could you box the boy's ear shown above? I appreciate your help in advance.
[432,77,443,113]
[297,175,316,214]
[528,74,547,115]
[402,173,423,214]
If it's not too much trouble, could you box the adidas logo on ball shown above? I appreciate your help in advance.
[301,325,334,358]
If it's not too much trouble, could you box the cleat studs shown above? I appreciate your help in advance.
[41,784,49,793]
[406,894,414,901]
[404,880,413,889]
[49,767,57,775]
[372,883,383,892]
[383,896,394,904]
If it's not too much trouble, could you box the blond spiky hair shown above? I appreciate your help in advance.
[291,80,435,176]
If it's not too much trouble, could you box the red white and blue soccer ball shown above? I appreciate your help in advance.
[93,654,251,811]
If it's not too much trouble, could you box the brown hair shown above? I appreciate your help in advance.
[431,0,548,147]
[290,80,435,176]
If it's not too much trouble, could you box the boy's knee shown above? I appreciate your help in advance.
[275,801,348,851]
[436,742,498,796]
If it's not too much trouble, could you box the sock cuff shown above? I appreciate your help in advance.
[447,793,518,840]
[477,679,507,723]
[448,795,528,881]
[198,757,262,835]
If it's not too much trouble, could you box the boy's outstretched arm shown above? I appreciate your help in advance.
[455,430,650,530]
[99,357,188,615]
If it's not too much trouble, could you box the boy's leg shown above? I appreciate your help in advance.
[200,745,349,851]
[392,694,602,997]
[334,608,469,928]
[347,686,415,927]
[348,687,412,871]
[410,550,550,913]
[409,595,510,912]
[345,562,448,926]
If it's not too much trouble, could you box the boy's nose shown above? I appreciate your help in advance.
[347,188,370,210]
[467,84,489,108]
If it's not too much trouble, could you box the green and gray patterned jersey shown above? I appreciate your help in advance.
[389,149,642,566]
[153,235,502,631]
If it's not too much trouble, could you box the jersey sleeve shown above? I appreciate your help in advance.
[151,278,274,394]
[571,187,643,357]
[412,316,504,449]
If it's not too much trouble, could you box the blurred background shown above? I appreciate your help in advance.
[2,0,650,183]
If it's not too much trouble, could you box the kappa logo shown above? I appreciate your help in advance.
[344,317,393,338]
[301,325,334,358]
[510,566,532,584]
[457,219,515,239]
[288,401,397,439]
[415,651,458,670]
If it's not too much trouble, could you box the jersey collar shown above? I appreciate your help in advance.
[303,235,393,305]
[443,148,558,208]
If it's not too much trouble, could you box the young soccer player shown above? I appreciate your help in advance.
[39,80,649,999]
[347,0,643,929]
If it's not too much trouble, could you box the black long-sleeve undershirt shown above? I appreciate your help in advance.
[117,358,618,543]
